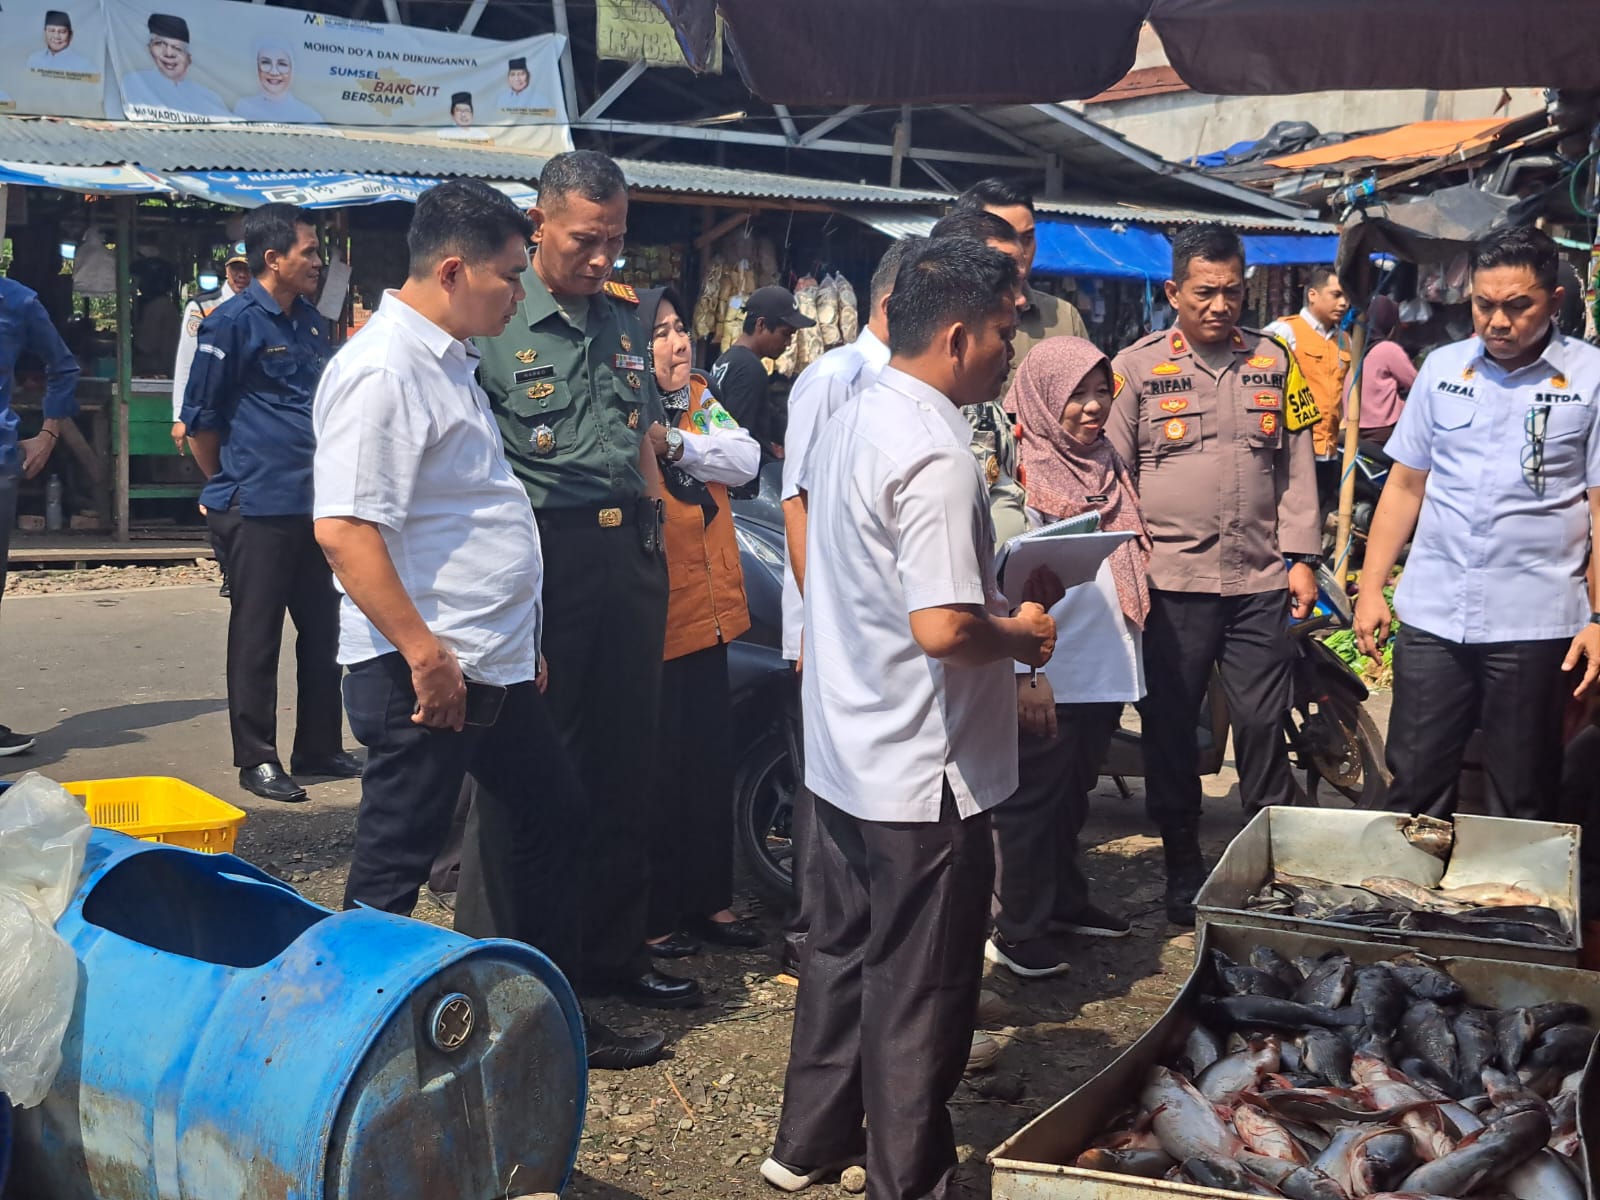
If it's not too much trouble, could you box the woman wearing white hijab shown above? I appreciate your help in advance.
[233,38,323,124]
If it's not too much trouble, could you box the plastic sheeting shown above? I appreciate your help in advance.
[0,161,166,194]
[1243,235,1341,266]
[1034,221,1172,280]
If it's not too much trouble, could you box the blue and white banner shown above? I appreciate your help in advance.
[0,160,167,193]
[158,170,537,210]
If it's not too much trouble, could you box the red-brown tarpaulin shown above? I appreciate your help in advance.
[652,0,1600,105]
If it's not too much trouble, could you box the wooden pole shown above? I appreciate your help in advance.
[1333,314,1368,592]
[114,197,133,543]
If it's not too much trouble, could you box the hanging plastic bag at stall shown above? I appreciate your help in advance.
[71,226,116,298]
[0,773,90,1109]
[837,275,859,343]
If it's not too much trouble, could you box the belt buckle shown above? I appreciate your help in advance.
[597,507,623,529]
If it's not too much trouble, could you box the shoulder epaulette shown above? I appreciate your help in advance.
[603,280,639,304]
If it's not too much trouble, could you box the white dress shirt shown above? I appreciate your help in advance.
[28,46,96,75]
[1386,330,1600,644]
[120,71,234,120]
[801,365,1020,822]
[1015,506,1145,702]
[233,93,324,124]
[779,328,890,660]
[171,281,236,420]
[312,291,544,685]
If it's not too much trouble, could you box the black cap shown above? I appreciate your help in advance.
[450,91,472,108]
[45,10,72,29]
[508,56,527,71]
[148,13,189,41]
[743,285,815,330]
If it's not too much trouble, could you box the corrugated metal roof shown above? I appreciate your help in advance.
[848,204,1333,239]
[0,116,951,206]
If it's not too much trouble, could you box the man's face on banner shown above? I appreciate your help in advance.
[149,35,190,81]
[508,67,529,93]
[452,103,473,128]
[45,23,72,52]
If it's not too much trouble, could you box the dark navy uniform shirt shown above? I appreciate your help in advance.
[0,276,80,474]
[179,280,330,516]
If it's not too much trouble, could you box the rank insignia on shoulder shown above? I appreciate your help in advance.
[1159,397,1188,414]
[1231,330,1245,348]
[620,334,633,352]
[625,371,642,390]
[1152,362,1182,376]
[1259,413,1279,435]
[1163,418,1189,441]
[1169,331,1188,354]
[627,409,640,430]
[527,382,556,401]
[532,425,556,455]
[1462,365,1476,381]
[1112,371,1126,398]
[514,348,538,364]
[1551,373,1567,389]
[1247,354,1276,368]
[603,280,639,304]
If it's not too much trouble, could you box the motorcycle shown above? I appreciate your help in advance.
[1322,439,1409,573]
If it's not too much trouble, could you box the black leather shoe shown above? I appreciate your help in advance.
[239,763,307,803]
[585,1016,667,1070]
[290,750,365,779]
[684,914,765,949]
[778,935,805,978]
[218,578,231,599]
[609,969,703,1009]
[646,932,702,958]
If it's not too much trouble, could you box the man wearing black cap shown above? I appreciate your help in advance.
[122,13,231,119]
[711,286,815,470]
[29,10,96,76]
[496,57,549,115]
[439,92,490,141]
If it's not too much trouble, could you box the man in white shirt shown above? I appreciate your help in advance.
[1356,226,1600,821]
[763,238,1056,1199]
[170,249,250,439]
[120,13,234,121]
[313,179,663,1071]
[28,10,97,76]
[774,235,916,977]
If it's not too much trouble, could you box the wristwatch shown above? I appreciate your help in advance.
[664,427,685,463]
[1590,612,1600,625]
[1285,553,1320,566]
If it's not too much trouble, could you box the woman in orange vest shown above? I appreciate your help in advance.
[639,285,766,958]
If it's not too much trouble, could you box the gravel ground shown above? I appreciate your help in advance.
[3,557,222,597]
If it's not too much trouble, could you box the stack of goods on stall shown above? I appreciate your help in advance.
[693,229,780,353]
[612,242,687,292]
[773,274,858,378]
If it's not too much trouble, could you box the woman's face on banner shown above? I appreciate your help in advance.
[257,49,293,97]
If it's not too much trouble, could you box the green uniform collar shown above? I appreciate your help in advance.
[520,262,594,334]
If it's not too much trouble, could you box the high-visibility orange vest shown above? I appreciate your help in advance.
[662,372,752,662]
[1283,314,1350,457]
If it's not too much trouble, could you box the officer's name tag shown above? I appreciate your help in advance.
[1436,381,1476,399]
[613,353,647,371]
[1534,390,1590,405]
[514,365,556,384]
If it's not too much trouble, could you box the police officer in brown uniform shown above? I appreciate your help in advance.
[1107,226,1321,926]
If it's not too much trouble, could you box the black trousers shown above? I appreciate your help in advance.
[340,653,583,981]
[537,511,669,983]
[1139,588,1297,826]
[206,507,342,769]
[1384,624,1570,822]
[991,702,1121,945]
[783,679,824,968]
[648,642,735,936]
[774,790,993,1200]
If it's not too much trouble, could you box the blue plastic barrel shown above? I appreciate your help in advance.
[10,828,586,1199]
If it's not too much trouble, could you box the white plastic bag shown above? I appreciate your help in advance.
[0,772,90,1108]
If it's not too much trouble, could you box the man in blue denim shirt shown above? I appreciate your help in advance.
[0,275,79,757]
[181,203,360,803]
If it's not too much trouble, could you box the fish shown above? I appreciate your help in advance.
[1199,1036,1281,1101]
[1393,1058,1453,1102]
[1363,877,1472,913]
[1277,1165,1352,1200]
[1073,1147,1176,1178]
[1184,1153,1283,1195]
[1527,1003,1589,1037]
[1180,1022,1224,1078]
[1350,1054,1455,1161]
[1200,996,1367,1032]
[1398,1108,1550,1195]
[1215,949,1296,999]
[1302,1028,1355,1088]
[1452,1008,1496,1099]
[1353,965,1408,1039]
[1436,882,1545,908]
[1496,1008,1537,1073]
[1399,1000,1459,1090]
[1253,946,1307,992]
[1349,1127,1418,1196]
[1139,1066,1244,1161]
[1528,1023,1596,1071]
[1250,1087,1418,1129]
[1396,910,1569,947]
[1401,815,1454,860]
[1235,1101,1311,1165]
[1386,955,1465,1004]
[1500,1149,1585,1200]
[1438,1102,1484,1139]
[1298,953,1357,1008]
[1461,906,1569,935]
[1481,1066,1548,1112]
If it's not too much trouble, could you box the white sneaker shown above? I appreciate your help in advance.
[760,1155,856,1192]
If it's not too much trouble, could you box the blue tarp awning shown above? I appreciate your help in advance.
[1033,220,1172,280]
[1243,235,1341,265]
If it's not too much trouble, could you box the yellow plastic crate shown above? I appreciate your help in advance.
[64,777,248,855]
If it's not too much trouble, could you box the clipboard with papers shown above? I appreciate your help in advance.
[994,511,1137,605]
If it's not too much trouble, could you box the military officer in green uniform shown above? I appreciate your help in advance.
[476,149,701,1011]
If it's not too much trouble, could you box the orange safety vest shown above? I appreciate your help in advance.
[662,372,752,662]
[1282,314,1350,457]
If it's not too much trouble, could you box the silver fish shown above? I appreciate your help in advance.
[1398,1108,1551,1195]
[1182,1022,1224,1078]
[1501,1149,1585,1200]
[1349,1127,1417,1197]
[1073,1147,1176,1178]
[1199,1036,1281,1101]
[1235,1100,1310,1164]
[1185,1153,1283,1196]
[1139,1066,1243,1162]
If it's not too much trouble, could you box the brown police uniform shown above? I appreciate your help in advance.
[1107,325,1319,879]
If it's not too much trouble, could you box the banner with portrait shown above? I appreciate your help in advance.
[99,0,572,153]
[0,1,111,121]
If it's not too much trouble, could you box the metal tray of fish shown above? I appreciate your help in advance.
[1194,809,1581,965]
[989,922,1600,1200]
